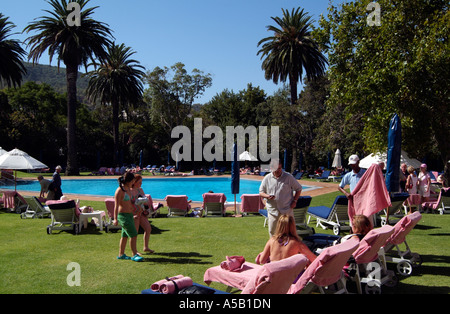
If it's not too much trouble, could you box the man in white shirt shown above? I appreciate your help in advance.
[259,159,302,236]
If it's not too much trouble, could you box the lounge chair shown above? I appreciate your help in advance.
[292,196,314,236]
[204,254,309,294]
[380,192,410,226]
[104,198,122,232]
[240,194,265,214]
[316,170,331,181]
[20,196,51,219]
[202,193,226,217]
[165,195,191,217]
[1,190,28,213]
[287,238,360,294]
[379,211,422,276]
[348,225,397,294]
[422,187,450,215]
[46,200,80,234]
[307,195,350,235]
[294,172,304,180]
[146,194,162,218]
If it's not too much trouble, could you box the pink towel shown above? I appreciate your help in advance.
[242,254,309,294]
[159,276,193,294]
[240,194,265,212]
[220,256,246,271]
[2,191,16,209]
[165,195,190,210]
[202,193,226,208]
[151,275,184,291]
[348,164,391,222]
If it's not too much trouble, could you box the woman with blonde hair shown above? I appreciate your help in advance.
[258,215,316,264]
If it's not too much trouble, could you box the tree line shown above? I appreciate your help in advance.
[0,0,448,174]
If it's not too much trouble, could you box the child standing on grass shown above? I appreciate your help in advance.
[113,171,143,262]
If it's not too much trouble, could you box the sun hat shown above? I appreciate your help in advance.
[348,154,359,165]
[420,163,427,168]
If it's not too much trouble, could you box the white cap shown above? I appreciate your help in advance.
[348,154,359,165]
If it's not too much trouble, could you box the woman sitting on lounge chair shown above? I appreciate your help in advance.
[258,215,316,265]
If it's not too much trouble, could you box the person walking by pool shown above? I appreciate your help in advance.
[259,159,303,236]
[131,174,154,255]
[338,154,366,199]
[113,171,143,262]
[49,165,63,200]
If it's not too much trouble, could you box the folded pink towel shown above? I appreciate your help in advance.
[159,276,193,294]
[151,275,184,291]
[220,255,246,272]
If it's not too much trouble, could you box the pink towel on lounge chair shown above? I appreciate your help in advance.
[348,164,391,222]
[240,194,265,212]
[386,211,422,246]
[353,225,394,264]
[202,193,226,209]
[288,238,360,294]
[159,276,193,294]
[46,199,81,217]
[2,191,16,209]
[165,195,190,210]
[220,256,246,271]
[242,254,309,294]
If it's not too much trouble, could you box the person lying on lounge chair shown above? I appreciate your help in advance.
[258,215,316,265]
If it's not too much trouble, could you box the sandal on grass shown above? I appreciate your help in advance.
[117,254,131,260]
[132,254,144,262]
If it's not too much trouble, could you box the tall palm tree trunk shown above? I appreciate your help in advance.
[112,98,120,166]
[65,63,79,175]
[289,75,299,172]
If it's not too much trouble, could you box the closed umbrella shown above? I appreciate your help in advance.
[332,149,342,168]
[0,148,48,190]
[231,143,240,216]
[386,114,401,192]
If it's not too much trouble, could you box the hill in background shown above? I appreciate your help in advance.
[21,62,91,104]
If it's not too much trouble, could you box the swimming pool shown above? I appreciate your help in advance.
[9,177,318,202]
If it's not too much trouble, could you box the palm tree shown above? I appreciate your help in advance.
[257,8,327,171]
[24,0,113,175]
[0,13,27,87]
[257,8,327,105]
[86,43,145,165]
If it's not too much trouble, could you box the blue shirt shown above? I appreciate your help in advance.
[339,168,366,193]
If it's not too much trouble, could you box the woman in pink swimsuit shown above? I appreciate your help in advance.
[418,163,431,204]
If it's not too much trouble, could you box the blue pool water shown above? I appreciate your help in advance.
[9,177,317,202]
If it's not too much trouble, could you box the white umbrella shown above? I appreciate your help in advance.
[239,151,257,161]
[359,150,422,170]
[0,148,48,190]
[0,147,7,156]
[332,149,342,168]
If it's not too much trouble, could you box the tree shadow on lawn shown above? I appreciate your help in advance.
[142,251,213,265]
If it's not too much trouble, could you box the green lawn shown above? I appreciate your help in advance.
[0,191,449,294]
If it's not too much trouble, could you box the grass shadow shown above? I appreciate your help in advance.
[142,251,213,265]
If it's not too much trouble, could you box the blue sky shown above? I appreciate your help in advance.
[2,0,344,104]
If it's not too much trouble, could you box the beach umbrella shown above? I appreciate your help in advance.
[0,147,7,156]
[359,150,421,170]
[0,148,48,190]
[332,149,342,168]
[239,151,257,161]
[385,114,402,192]
[231,143,240,216]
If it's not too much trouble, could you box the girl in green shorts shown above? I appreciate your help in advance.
[113,171,143,262]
